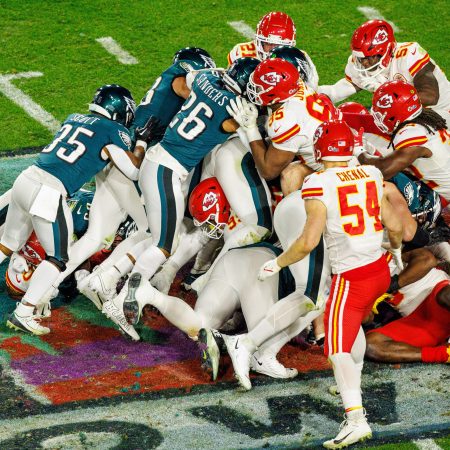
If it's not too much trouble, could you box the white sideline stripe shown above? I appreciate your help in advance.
[0,72,60,134]
[95,37,139,65]
[413,439,443,450]
[357,6,401,32]
[227,21,254,40]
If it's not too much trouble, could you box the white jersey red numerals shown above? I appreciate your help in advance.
[346,42,450,115]
[268,83,337,171]
[227,41,258,66]
[388,267,450,316]
[393,123,450,201]
[302,165,384,273]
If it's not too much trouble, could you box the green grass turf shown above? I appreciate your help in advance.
[0,0,448,152]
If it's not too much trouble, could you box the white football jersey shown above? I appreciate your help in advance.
[227,40,319,90]
[302,165,384,273]
[388,267,450,316]
[345,42,450,115]
[5,260,33,298]
[393,123,450,200]
[267,82,334,171]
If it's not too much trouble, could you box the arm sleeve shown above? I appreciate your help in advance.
[318,78,357,103]
[105,144,139,181]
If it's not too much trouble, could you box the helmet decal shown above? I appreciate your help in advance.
[261,72,283,85]
[202,192,218,211]
[372,28,389,45]
[376,94,394,108]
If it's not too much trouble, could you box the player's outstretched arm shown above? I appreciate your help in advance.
[413,62,439,107]
[381,193,404,270]
[102,145,143,181]
[317,78,359,103]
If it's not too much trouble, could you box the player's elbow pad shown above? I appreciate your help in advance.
[318,79,357,103]
[106,144,140,181]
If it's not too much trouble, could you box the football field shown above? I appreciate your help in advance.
[0,1,449,449]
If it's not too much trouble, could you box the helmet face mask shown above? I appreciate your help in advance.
[255,12,296,60]
[313,120,355,163]
[351,20,395,80]
[89,84,136,128]
[371,81,423,134]
[189,178,230,240]
[222,57,260,97]
[247,58,300,106]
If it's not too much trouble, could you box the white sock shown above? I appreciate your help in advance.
[351,327,366,383]
[170,228,208,269]
[132,245,167,280]
[22,260,61,307]
[328,352,363,413]
[112,255,134,277]
[15,302,35,317]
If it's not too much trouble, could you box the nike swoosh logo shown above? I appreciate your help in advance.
[256,359,263,366]
[235,340,239,350]
[411,49,416,55]
[333,432,353,444]
[274,126,281,133]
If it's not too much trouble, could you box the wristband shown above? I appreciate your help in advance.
[246,127,262,142]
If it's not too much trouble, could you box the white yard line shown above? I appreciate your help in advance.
[413,439,443,450]
[227,21,254,39]
[357,6,401,32]
[95,37,139,65]
[0,72,60,133]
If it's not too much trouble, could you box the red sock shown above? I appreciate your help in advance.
[421,346,449,363]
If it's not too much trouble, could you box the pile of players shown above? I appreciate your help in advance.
[0,11,449,449]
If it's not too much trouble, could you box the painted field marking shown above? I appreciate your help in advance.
[0,72,60,134]
[227,21,254,39]
[95,37,139,65]
[357,6,401,32]
[413,439,444,450]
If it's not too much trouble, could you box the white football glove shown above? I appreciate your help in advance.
[11,253,29,273]
[389,247,404,272]
[258,258,282,281]
[226,97,260,141]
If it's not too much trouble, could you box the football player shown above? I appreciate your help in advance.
[152,58,274,294]
[366,250,450,364]
[228,58,340,194]
[111,57,261,322]
[0,85,143,335]
[318,19,450,123]
[45,48,216,301]
[356,81,450,202]
[224,120,403,448]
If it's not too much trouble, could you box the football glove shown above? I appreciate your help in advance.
[135,116,166,144]
[226,97,260,141]
[353,127,366,158]
[258,258,282,281]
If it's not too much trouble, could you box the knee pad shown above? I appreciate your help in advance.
[46,255,67,272]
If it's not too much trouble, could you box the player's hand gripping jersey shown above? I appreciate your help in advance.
[392,124,450,200]
[268,82,338,171]
[35,113,132,196]
[302,165,384,273]
[346,42,450,113]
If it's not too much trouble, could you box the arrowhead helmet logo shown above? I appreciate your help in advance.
[202,192,218,212]
[373,28,389,45]
[261,71,283,86]
[376,93,394,109]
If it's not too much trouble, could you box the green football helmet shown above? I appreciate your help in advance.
[269,45,312,84]
[89,84,136,128]
[173,47,216,72]
[222,57,260,97]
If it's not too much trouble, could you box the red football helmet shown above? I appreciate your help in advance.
[351,20,396,78]
[188,178,231,239]
[371,81,422,134]
[313,120,355,162]
[338,101,370,115]
[247,58,300,106]
[256,12,296,60]
[19,232,46,267]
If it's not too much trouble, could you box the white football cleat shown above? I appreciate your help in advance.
[88,268,120,302]
[223,334,252,391]
[250,352,298,379]
[7,312,50,335]
[102,299,140,341]
[323,413,372,449]
[123,273,142,325]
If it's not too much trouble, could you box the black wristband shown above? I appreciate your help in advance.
[387,274,400,294]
